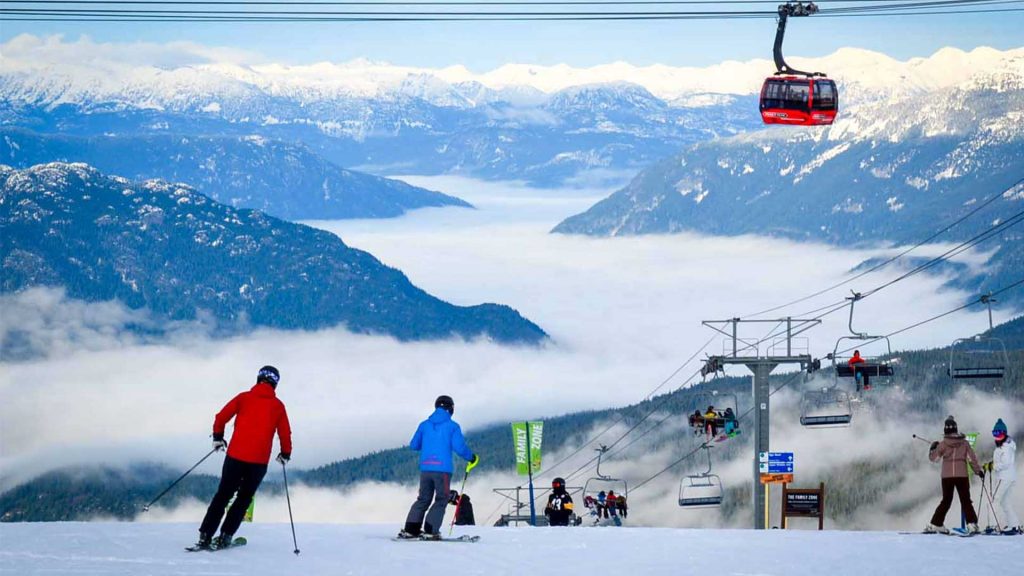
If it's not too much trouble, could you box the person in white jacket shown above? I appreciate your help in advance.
[984,418,1020,534]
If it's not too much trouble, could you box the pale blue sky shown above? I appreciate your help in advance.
[2,9,1022,68]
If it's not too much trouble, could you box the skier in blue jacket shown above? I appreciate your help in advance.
[399,395,479,539]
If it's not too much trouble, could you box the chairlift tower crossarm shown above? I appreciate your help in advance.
[701,317,821,530]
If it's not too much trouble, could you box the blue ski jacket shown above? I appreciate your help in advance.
[410,408,474,474]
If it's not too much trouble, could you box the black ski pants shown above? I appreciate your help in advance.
[405,471,450,535]
[930,476,978,526]
[200,455,268,537]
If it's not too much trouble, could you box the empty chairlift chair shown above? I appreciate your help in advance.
[678,446,723,508]
[948,294,1009,382]
[800,386,853,427]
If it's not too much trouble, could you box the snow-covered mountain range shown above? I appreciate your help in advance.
[0,163,546,345]
[5,35,1020,186]
[553,59,1024,302]
[4,35,1022,103]
[0,129,471,220]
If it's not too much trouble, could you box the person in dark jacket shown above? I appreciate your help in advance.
[544,477,575,526]
[926,415,984,534]
[196,365,291,549]
[453,492,476,526]
[399,395,478,539]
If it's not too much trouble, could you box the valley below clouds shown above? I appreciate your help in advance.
[1,177,1013,520]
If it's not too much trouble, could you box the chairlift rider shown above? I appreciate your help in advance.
[848,350,871,392]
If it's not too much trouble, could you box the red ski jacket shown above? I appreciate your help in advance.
[213,382,292,465]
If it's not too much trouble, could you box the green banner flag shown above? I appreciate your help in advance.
[966,432,978,477]
[512,421,544,475]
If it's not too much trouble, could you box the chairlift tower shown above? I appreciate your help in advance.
[701,317,821,529]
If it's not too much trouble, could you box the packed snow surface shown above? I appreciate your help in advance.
[1,522,1022,575]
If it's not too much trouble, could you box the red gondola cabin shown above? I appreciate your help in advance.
[759,76,838,126]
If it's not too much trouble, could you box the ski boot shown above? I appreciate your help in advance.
[397,522,422,539]
[193,532,213,550]
[419,532,442,541]
[967,523,980,535]
[1001,526,1022,535]
[924,523,949,534]
[213,533,234,549]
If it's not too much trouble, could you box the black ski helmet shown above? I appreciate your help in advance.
[257,365,280,388]
[435,395,455,414]
[944,415,958,435]
[552,477,566,490]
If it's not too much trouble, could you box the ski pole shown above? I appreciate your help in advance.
[448,468,471,537]
[281,461,300,555]
[984,476,1003,531]
[912,434,935,444]
[142,447,218,512]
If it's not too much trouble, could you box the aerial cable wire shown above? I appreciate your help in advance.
[4,0,1021,19]
[743,176,1022,319]
[4,0,1002,6]
[7,8,1022,20]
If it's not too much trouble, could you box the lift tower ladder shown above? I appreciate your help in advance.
[701,317,821,529]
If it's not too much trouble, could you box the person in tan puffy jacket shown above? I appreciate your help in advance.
[925,415,984,534]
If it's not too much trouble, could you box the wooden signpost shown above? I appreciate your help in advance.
[781,482,825,530]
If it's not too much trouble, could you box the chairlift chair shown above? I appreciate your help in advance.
[581,446,628,525]
[799,386,853,427]
[678,445,724,508]
[832,293,896,392]
[948,294,1009,382]
[688,390,742,440]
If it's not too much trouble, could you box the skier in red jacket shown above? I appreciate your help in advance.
[195,366,292,550]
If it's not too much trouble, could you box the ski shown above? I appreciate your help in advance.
[185,536,248,552]
[392,535,480,543]
[948,528,976,537]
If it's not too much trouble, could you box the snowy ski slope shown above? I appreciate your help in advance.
[1,522,1022,576]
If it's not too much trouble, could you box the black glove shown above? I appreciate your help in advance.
[276,452,290,465]
[212,433,227,451]
[977,469,986,480]
[930,442,939,451]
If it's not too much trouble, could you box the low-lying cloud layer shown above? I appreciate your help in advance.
[1,177,1014,528]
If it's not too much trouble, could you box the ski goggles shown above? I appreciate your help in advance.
[993,430,1007,439]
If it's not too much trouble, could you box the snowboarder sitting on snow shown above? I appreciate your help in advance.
[399,395,479,540]
[453,492,476,526]
[544,477,575,526]
[983,418,1020,534]
[196,365,291,550]
[926,415,984,534]
[848,350,870,392]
